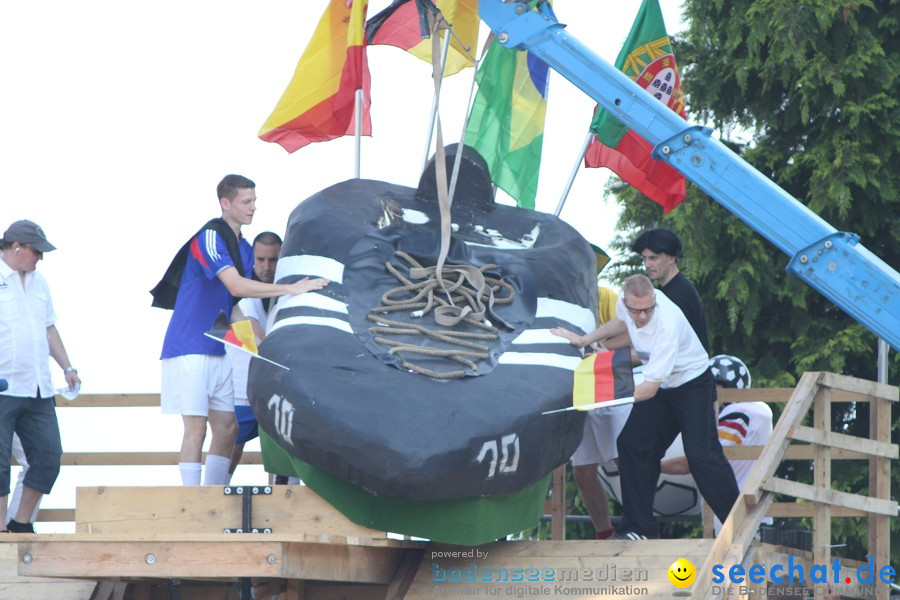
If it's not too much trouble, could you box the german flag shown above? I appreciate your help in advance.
[573,348,634,410]
[366,0,478,76]
[259,0,371,152]
[205,311,258,354]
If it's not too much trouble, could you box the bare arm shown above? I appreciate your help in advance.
[47,324,81,390]
[217,266,328,299]
[550,317,627,349]
[634,379,661,403]
[660,456,690,475]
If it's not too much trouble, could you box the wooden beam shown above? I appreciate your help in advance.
[14,452,264,467]
[550,464,566,541]
[56,394,159,408]
[718,386,893,404]
[812,387,832,600]
[767,502,866,518]
[75,486,385,539]
[17,537,418,583]
[869,393,892,600]
[742,372,823,505]
[725,444,869,461]
[791,425,898,459]
[763,477,898,517]
[819,372,899,401]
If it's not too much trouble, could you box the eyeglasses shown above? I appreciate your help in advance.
[624,302,656,317]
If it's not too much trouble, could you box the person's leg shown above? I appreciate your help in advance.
[676,375,739,524]
[615,395,671,538]
[8,434,40,522]
[570,414,615,537]
[205,409,237,485]
[180,415,207,485]
[573,464,615,537]
[13,396,62,530]
[0,396,23,529]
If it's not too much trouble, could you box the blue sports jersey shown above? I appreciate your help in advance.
[161,229,253,358]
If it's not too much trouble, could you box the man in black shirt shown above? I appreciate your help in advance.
[631,228,710,353]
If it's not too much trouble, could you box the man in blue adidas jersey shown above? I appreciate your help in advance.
[158,174,328,486]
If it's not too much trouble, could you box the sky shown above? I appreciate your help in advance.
[0,0,687,525]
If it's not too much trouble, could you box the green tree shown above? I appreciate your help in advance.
[606,0,899,562]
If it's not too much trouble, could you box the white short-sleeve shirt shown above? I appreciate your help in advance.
[618,290,708,389]
[0,260,58,398]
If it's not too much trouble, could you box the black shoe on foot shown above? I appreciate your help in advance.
[611,531,649,540]
[6,519,35,533]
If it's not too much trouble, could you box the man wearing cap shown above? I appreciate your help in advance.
[0,220,80,533]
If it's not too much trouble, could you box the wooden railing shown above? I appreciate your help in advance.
[690,372,898,600]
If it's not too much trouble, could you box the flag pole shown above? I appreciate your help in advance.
[541,396,635,415]
[554,131,593,217]
[354,88,363,178]
[421,28,453,170]
[448,50,481,201]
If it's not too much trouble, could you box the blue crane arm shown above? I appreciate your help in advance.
[478,1,899,349]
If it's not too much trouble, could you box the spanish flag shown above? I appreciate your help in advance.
[366,0,478,76]
[573,348,634,410]
[259,0,371,153]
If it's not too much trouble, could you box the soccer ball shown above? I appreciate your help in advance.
[710,355,751,389]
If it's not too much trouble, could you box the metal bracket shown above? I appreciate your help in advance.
[223,485,273,534]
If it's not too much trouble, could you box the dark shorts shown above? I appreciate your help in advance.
[234,405,259,445]
[0,394,63,495]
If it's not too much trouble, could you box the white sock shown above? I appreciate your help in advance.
[179,462,202,486]
[203,455,232,486]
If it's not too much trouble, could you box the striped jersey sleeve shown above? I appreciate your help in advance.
[717,409,751,446]
[189,229,235,279]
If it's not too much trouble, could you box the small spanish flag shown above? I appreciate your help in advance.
[573,348,635,410]
[204,312,289,370]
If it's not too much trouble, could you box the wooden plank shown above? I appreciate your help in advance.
[727,444,869,460]
[791,425,898,459]
[384,551,423,600]
[767,502,866,518]
[718,386,891,404]
[0,542,97,599]
[869,394,892,600]
[14,452,264,467]
[75,486,385,539]
[281,542,408,584]
[741,372,823,505]
[56,394,159,408]
[18,540,284,579]
[550,464,566,541]
[819,372,899,401]
[693,492,773,600]
[763,477,898,517]
[812,387,832,600]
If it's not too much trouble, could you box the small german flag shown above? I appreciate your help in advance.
[573,348,635,410]
[205,311,257,353]
[204,311,290,371]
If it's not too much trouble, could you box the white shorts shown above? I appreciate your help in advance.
[571,404,632,467]
[161,354,234,417]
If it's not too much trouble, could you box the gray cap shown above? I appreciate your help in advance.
[3,220,56,253]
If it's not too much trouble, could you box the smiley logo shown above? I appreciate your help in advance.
[668,558,696,588]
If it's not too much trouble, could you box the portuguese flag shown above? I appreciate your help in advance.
[584,0,686,213]
[573,348,634,410]
[366,0,478,76]
[464,38,550,210]
[258,0,371,153]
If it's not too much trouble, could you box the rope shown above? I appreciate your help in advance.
[367,252,517,379]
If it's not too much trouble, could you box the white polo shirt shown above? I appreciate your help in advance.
[618,290,708,389]
[0,259,58,398]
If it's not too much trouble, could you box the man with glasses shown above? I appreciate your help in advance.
[0,220,80,533]
[552,275,737,540]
